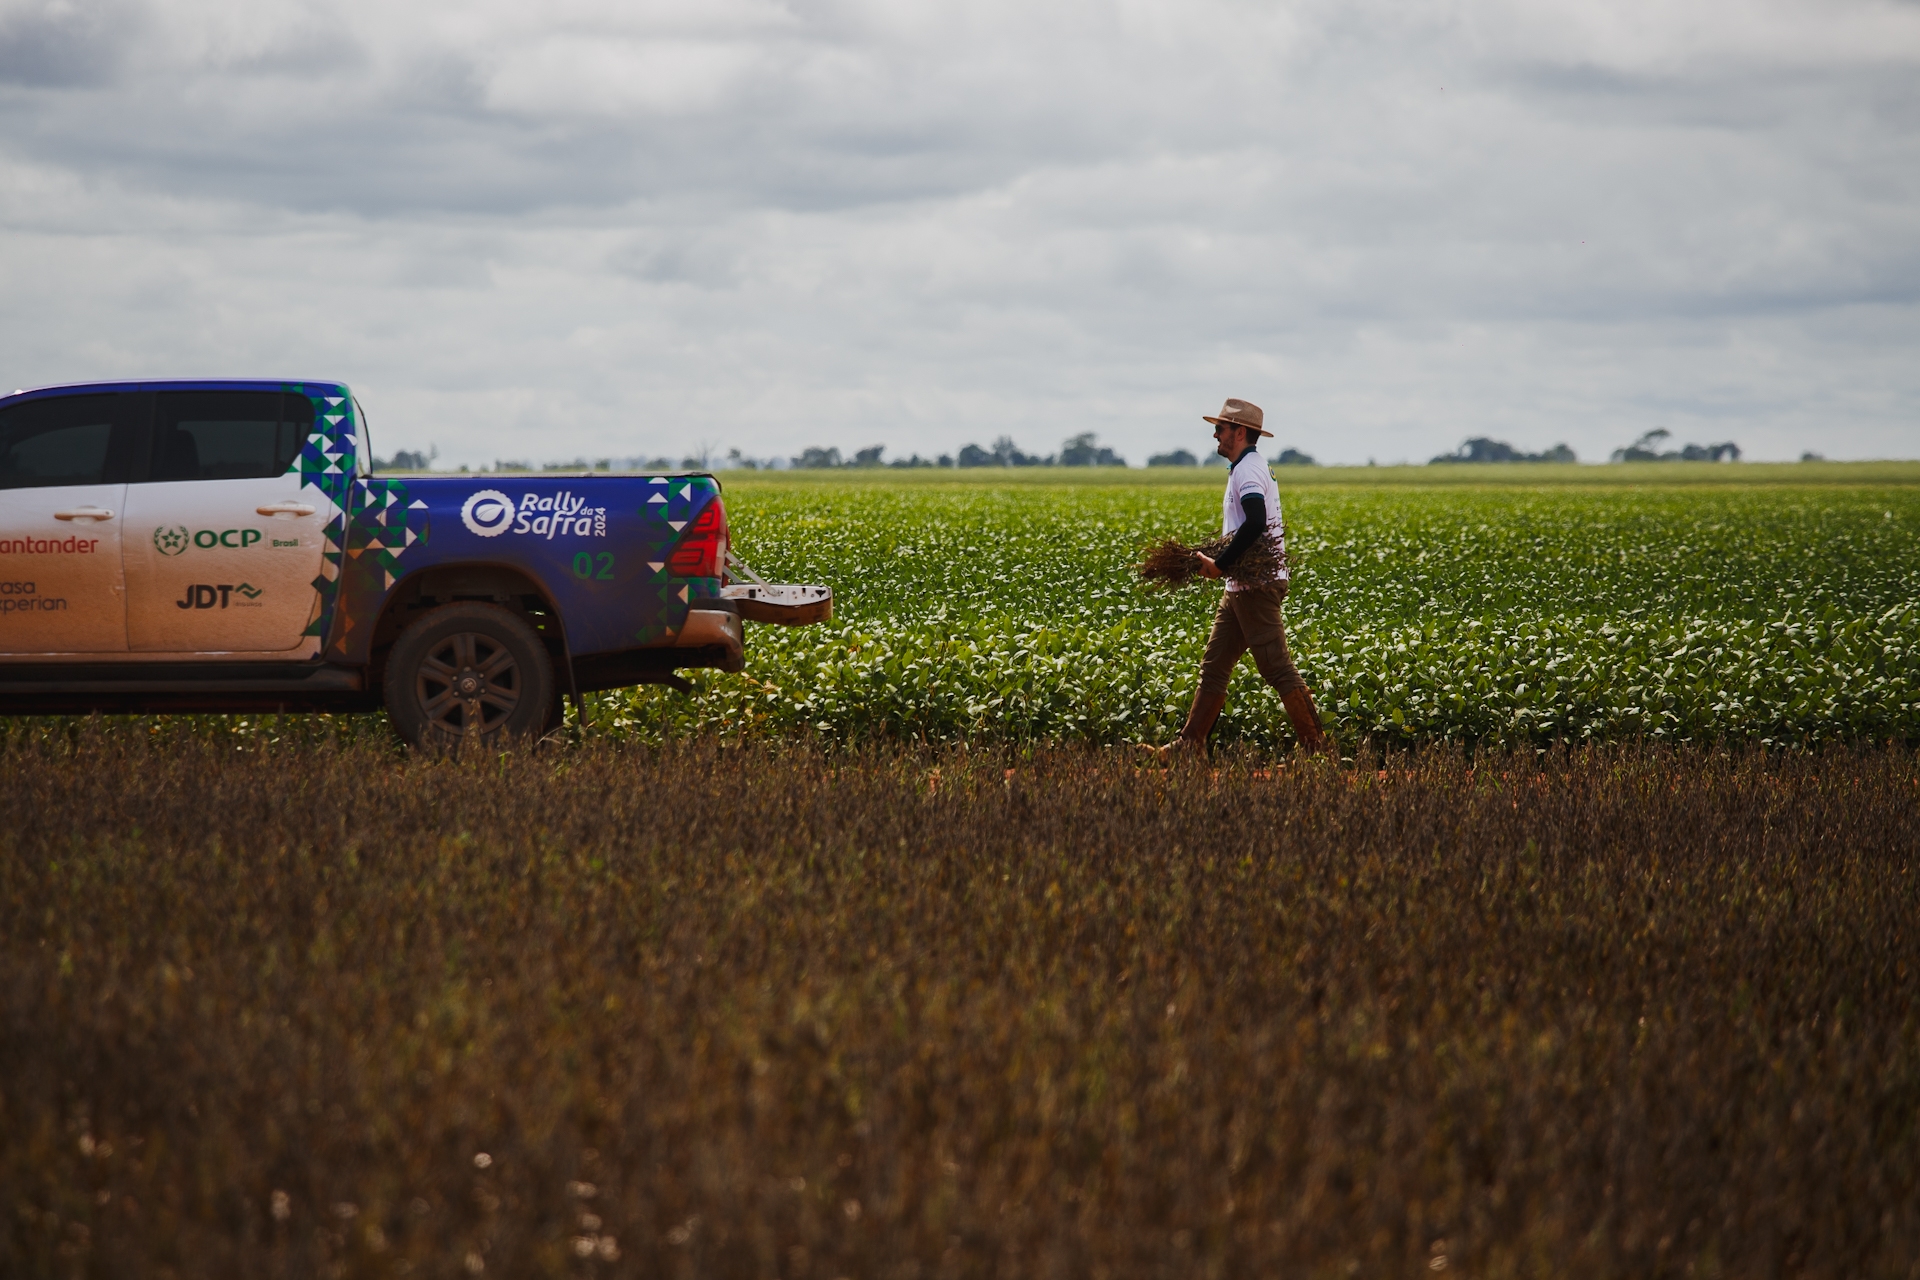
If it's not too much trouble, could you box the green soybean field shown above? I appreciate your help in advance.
[602,469,1920,749]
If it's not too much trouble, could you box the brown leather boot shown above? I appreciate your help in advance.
[1154,688,1227,759]
[1281,687,1333,756]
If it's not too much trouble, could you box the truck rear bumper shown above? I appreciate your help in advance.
[673,607,745,673]
[568,608,741,693]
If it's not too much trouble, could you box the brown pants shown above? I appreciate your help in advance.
[1197,582,1305,699]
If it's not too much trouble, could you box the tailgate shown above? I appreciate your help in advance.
[722,553,832,625]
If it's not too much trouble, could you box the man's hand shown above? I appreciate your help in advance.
[1195,552,1222,580]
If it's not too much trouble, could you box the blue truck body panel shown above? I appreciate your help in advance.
[334,472,724,661]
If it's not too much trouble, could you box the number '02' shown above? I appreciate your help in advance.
[573,552,615,580]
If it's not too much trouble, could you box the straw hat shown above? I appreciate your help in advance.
[1202,398,1272,438]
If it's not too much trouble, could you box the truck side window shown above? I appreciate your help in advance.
[150,391,314,482]
[0,394,121,490]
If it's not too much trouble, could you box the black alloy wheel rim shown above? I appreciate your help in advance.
[416,631,521,740]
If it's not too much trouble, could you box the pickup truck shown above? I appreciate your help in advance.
[0,378,830,748]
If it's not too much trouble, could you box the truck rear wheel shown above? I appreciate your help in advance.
[384,602,557,753]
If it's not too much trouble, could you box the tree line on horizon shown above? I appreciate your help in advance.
[766,435,1322,471]
[1428,429,1741,465]
[372,427,1768,474]
[782,433,1132,470]
[702,426,1745,472]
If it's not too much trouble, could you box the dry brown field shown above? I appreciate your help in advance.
[3,731,1916,1278]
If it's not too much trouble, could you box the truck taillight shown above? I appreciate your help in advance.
[667,500,728,577]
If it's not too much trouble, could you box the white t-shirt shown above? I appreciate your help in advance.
[1221,448,1287,592]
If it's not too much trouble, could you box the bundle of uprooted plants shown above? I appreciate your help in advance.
[1137,532,1282,589]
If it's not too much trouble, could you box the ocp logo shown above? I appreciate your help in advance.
[153,526,190,557]
[461,489,516,538]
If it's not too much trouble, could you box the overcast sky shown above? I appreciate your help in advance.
[2,0,1916,467]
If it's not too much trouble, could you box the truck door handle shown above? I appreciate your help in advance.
[256,502,317,518]
[53,507,115,522]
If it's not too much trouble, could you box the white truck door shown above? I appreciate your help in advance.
[0,392,131,654]
[122,390,327,653]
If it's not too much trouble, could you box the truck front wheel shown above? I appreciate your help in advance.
[385,602,557,752]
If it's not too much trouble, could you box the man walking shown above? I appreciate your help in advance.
[1156,398,1332,757]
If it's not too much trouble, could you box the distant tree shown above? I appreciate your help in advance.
[1432,437,1577,464]
[1610,429,1738,463]
[1058,432,1126,466]
[996,436,1050,467]
[793,446,844,469]
[1274,447,1318,466]
[1612,429,1667,462]
[850,445,886,468]
[937,454,954,467]
[724,447,774,471]
[958,437,1051,467]
[1801,451,1825,463]
[1433,438,1521,463]
[373,446,437,471]
[1147,449,1198,467]
[887,453,937,468]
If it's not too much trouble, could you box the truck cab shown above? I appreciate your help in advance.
[0,379,829,748]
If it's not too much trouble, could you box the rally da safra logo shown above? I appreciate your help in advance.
[460,490,516,538]
[153,526,190,557]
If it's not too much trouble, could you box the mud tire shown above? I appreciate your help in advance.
[384,602,556,754]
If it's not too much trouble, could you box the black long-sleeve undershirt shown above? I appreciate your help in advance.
[1212,493,1267,573]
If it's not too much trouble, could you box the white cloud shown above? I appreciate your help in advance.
[0,0,1915,464]
[483,37,769,118]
